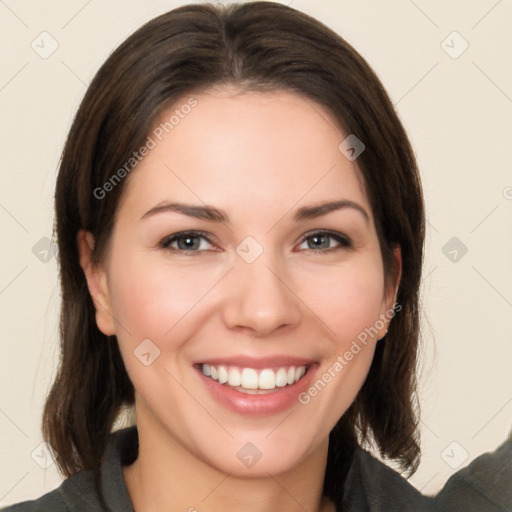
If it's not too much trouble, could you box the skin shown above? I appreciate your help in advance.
[78,85,401,512]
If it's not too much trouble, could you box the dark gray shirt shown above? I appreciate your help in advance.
[2,426,511,511]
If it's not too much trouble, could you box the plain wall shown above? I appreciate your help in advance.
[1,0,511,505]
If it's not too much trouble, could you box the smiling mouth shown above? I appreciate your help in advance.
[198,363,309,394]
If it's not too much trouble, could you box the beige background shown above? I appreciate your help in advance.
[1,0,511,505]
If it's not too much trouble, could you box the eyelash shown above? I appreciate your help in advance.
[159,230,352,255]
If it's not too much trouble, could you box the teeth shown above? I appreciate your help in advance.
[218,366,228,384]
[228,367,241,387]
[241,368,259,389]
[259,369,275,390]
[201,364,308,391]
[275,368,288,387]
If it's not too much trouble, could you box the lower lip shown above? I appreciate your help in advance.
[196,364,318,416]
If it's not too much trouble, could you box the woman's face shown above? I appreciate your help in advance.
[82,86,400,476]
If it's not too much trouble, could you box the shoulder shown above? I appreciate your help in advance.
[343,434,512,512]
[1,426,138,512]
[343,447,431,511]
[431,434,512,512]
[1,471,98,512]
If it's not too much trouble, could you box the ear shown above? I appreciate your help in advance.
[377,245,402,340]
[76,229,116,336]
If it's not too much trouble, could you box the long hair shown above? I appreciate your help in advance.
[44,1,425,503]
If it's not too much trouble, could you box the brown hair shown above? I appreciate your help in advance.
[44,1,425,503]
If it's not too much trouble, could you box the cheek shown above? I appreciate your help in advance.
[296,253,386,343]
[295,258,385,424]
[108,248,386,348]
[107,255,217,347]
[106,257,218,402]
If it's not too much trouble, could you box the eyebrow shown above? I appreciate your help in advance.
[140,199,370,225]
[140,202,228,222]
[294,200,370,224]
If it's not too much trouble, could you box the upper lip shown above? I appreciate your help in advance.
[194,355,315,369]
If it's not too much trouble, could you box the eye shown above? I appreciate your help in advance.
[297,230,352,253]
[159,231,215,254]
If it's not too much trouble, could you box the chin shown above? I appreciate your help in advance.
[190,428,326,478]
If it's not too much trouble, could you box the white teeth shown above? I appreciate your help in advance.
[241,368,259,389]
[275,368,288,387]
[218,365,228,384]
[201,364,308,391]
[228,367,241,387]
[258,369,276,390]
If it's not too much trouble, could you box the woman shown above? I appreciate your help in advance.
[3,2,510,511]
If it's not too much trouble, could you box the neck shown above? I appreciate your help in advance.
[122,415,337,512]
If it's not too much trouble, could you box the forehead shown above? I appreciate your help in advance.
[118,86,371,223]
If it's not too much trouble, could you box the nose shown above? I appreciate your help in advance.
[221,251,302,337]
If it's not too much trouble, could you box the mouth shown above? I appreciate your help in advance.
[193,357,317,416]
[197,363,309,394]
